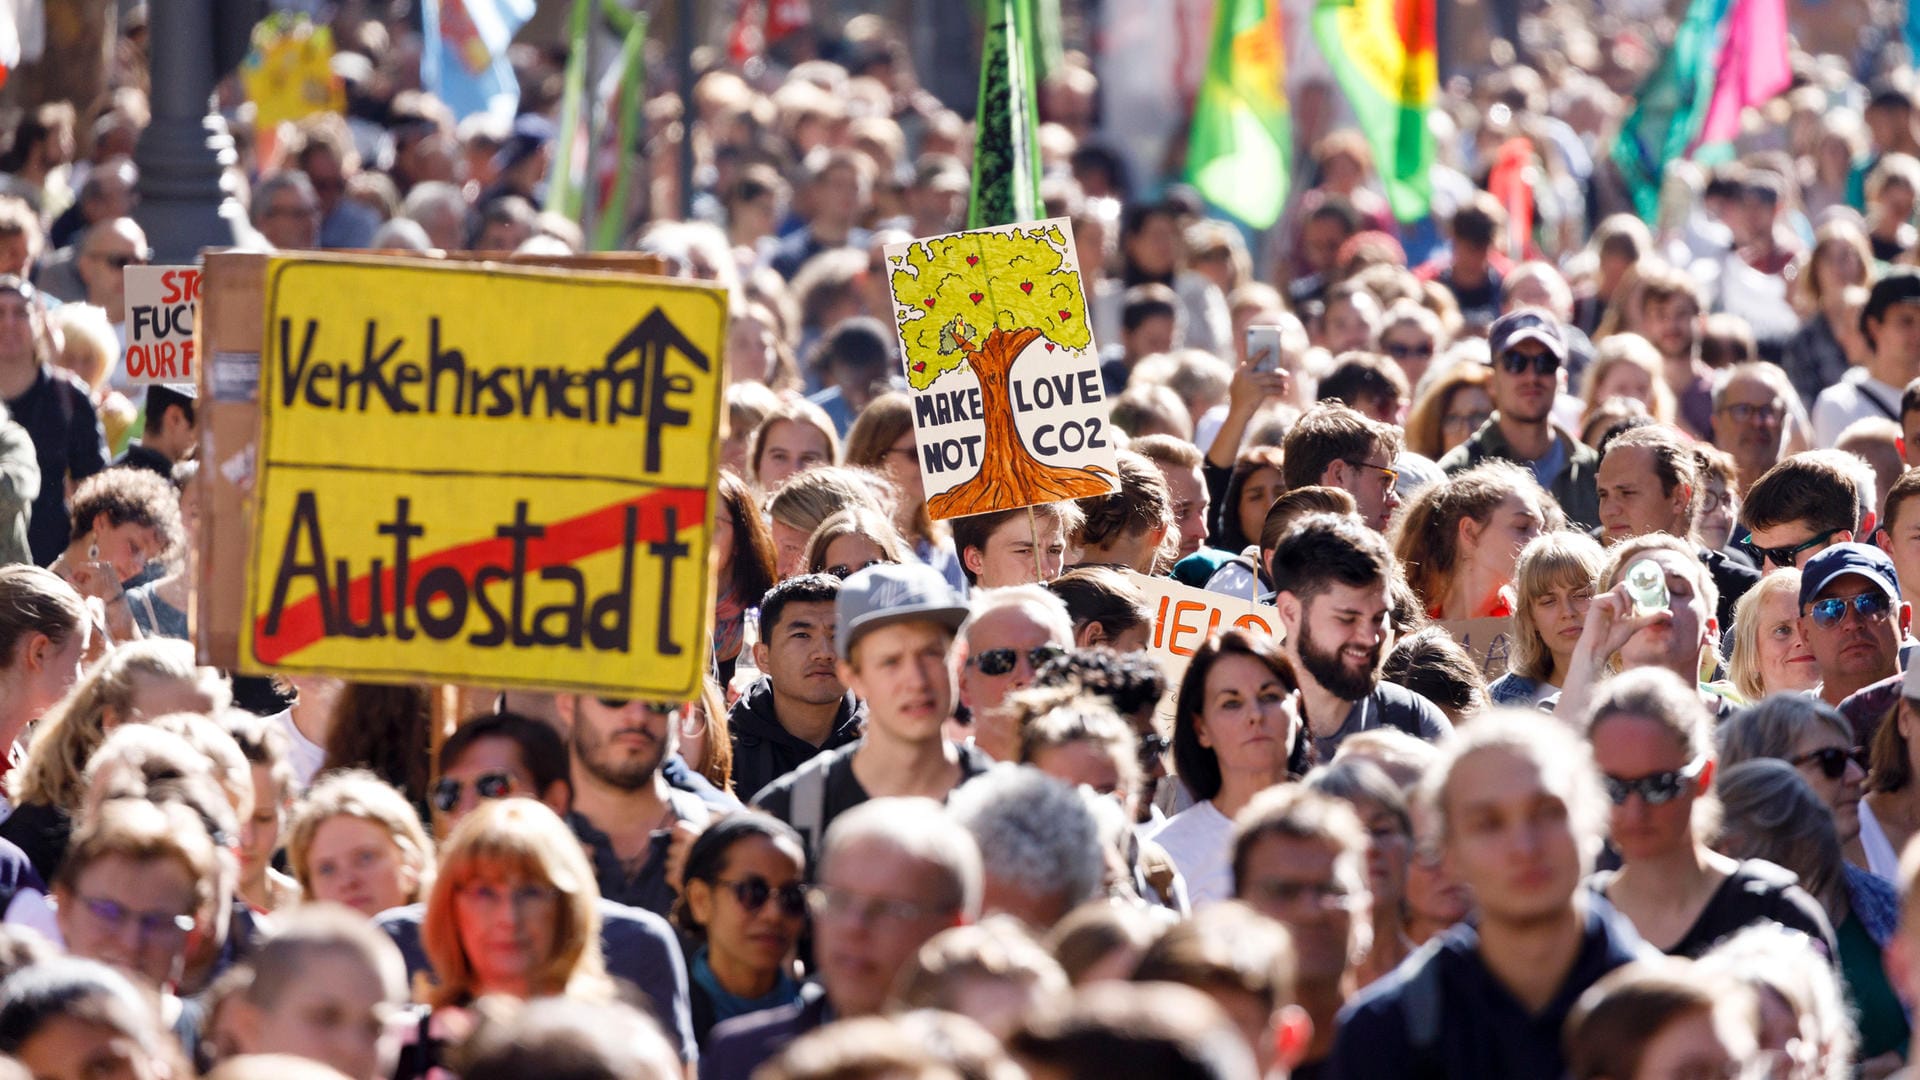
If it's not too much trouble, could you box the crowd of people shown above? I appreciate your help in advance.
[11,0,1920,1079]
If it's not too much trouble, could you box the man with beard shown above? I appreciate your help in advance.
[557,693,715,917]
[1269,514,1451,764]
[1436,308,1600,529]
[728,575,866,803]
[753,562,992,858]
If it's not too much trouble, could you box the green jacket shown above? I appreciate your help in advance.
[1434,417,1600,530]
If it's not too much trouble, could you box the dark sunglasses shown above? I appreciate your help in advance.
[969,644,1067,676]
[1747,528,1843,570]
[431,771,515,813]
[596,697,679,714]
[1791,745,1870,781]
[1384,341,1434,361]
[1601,757,1707,806]
[717,875,808,917]
[1497,349,1560,376]
[1806,592,1892,629]
[826,559,886,579]
[100,252,150,271]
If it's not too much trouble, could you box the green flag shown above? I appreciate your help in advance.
[968,0,1043,229]
[1186,0,1291,228]
[1610,0,1734,221]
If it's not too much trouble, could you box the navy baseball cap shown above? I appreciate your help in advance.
[1486,307,1568,365]
[834,562,971,661]
[1799,542,1901,610]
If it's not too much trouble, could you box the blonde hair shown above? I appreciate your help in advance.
[55,797,218,914]
[10,639,229,811]
[766,466,887,538]
[52,302,117,391]
[1391,461,1547,613]
[1726,569,1802,703]
[1581,333,1676,427]
[804,506,911,575]
[421,798,608,1006]
[284,769,435,902]
[1509,531,1606,681]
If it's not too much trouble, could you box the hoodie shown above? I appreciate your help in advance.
[727,676,866,804]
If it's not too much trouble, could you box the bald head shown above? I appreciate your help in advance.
[77,217,149,320]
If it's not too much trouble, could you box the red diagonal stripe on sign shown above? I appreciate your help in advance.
[253,486,708,666]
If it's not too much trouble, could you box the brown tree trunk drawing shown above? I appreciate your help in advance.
[927,325,1114,519]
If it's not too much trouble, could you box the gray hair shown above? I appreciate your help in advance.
[948,765,1104,915]
[249,171,317,225]
[821,798,983,920]
[1717,694,1853,768]
[1714,758,1844,909]
[370,216,431,251]
[961,585,1075,651]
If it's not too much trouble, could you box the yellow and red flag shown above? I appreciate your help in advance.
[1312,0,1436,223]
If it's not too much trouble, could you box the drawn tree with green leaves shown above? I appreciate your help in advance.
[892,223,1113,518]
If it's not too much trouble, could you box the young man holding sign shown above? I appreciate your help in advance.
[952,501,1082,589]
[1270,514,1452,763]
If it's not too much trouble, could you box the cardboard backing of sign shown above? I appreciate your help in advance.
[195,249,673,694]
[1437,616,1515,681]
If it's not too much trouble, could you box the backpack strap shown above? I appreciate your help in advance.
[790,760,828,858]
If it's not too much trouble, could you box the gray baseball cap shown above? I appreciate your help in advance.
[834,562,971,661]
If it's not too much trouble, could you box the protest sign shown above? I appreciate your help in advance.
[123,266,199,386]
[1438,616,1514,681]
[887,218,1119,520]
[238,254,724,699]
[1128,571,1280,724]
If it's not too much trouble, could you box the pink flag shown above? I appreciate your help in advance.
[1693,0,1790,148]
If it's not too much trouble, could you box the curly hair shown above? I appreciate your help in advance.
[66,467,184,562]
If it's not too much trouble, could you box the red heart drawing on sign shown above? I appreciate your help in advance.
[913,361,926,372]
[1044,343,1056,352]
[966,255,980,266]
[1058,310,1071,320]
[970,292,984,304]
[922,298,935,308]
[1020,282,1033,294]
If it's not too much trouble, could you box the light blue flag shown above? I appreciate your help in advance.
[420,0,535,122]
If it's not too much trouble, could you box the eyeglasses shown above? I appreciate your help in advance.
[1244,879,1358,910]
[1384,340,1434,361]
[1806,591,1892,629]
[1748,528,1844,569]
[98,251,150,271]
[968,644,1067,676]
[1791,745,1870,780]
[716,875,808,918]
[1442,410,1491,432]
[805,884,952,924]
[1497,349,1560,376]
[1698,489,1735,515]
[431,771,515,813]
[458,881,560,912]
[1137,731,1171,769]
[1718,402,1784,425]
[1340,459,1399,486]
[74,895,195,941]
[826,559,887,579]
[595,697,679,714]
[1601,757,1708,806]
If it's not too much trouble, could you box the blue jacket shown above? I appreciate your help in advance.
[1325,898,1647,1079]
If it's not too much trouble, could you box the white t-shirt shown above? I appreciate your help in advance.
[270,709,328,791]
[1147,800,1236,907]
[1811,368,1904,447]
